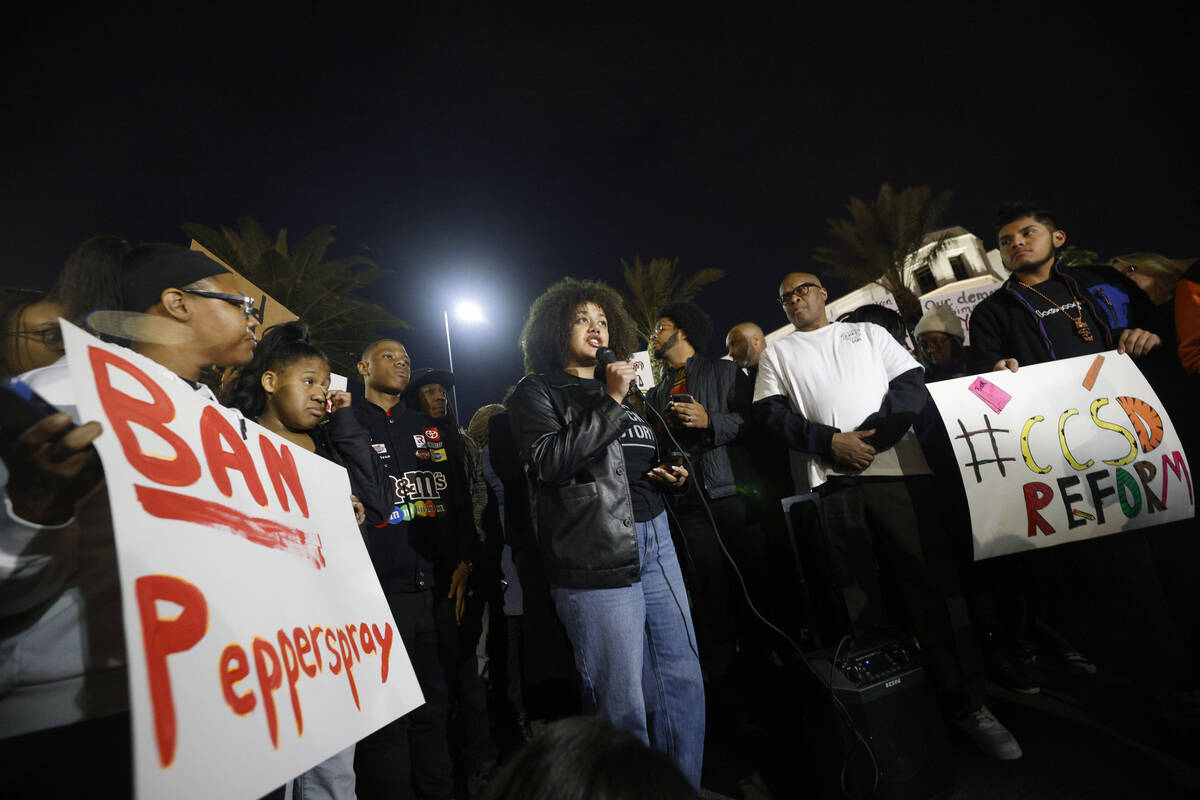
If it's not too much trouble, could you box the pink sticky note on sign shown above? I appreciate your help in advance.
[968,377,1011,414]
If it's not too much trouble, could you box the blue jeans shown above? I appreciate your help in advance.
[551,511,706,787]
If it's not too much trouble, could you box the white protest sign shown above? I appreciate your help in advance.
[62,321,422,799]
[916,281,1002,345]
[927,351,1194,560]
[632,349,656,390]
[857,282,1001,345]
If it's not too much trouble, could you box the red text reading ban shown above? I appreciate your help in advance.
[89,346,309,516]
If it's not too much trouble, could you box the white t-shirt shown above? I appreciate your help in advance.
[753,321,931,491]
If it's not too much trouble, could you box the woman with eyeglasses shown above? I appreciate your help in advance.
[507,278,705,789]
[1,236,131,378]
[1,289,63,377]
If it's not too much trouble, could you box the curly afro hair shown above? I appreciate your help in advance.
[520,278,636,374]
[656,300,713,353]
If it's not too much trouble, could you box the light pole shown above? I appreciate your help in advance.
[443,301,484,421]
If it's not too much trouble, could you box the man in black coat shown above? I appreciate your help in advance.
[970,203,1162,372]
[645,301,765,793]
[352,339,471,800]
[967,203,1185,690]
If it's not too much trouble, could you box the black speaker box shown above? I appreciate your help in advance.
[802,633,955,800]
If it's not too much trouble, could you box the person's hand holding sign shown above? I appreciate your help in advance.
[1116,328,1161,358]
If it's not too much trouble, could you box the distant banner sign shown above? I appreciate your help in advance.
[927,352,1194,560]
[62,321,421,799]
[862,281,1001,345]
[917,281,1001,345]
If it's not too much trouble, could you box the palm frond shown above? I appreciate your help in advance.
[181,216,407,376]
[813,183,953,324]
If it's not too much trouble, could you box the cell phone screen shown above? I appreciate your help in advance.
[1,379,73,446]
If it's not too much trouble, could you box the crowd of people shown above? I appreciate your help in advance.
[1,201,1197,799]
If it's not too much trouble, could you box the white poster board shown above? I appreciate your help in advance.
[927,351,1194,560]
[631,349,656,390]
[62,321,422,799]
[855,281,1001,345]
[916,281,1002,345]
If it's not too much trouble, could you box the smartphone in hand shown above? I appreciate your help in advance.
[1,378,74,446]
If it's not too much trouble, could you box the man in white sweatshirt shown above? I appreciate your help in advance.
[753,270,1022,762]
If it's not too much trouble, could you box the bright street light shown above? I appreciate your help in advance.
[455,301,485,323]
[443,300,485,420]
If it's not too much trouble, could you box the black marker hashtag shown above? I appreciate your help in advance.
[955,415,1015,483]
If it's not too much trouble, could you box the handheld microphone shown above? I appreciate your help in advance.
[594,347,644,400]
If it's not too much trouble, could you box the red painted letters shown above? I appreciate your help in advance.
[1022,482,1055,537]
[201,405,269,505]
[90,346,201,486]
[136,575,210,767]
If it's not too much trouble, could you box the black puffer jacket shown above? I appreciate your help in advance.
[509,371,655,590]
[644,353,748,500]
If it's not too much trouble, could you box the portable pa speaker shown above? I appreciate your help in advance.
[802,633,954,800]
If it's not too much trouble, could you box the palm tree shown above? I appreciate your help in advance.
[620,256,724,382]
[813,184,953,326]
[1058,245,1104,268]
[620,256,725,346]
[181,217,407,375]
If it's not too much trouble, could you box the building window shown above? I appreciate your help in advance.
[949,254,970,281]
[913,266,938,294]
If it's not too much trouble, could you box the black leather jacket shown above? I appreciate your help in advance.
[508,370,653,590]
[645,353,748,500]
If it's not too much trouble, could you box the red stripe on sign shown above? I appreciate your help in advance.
[134,484,326,570]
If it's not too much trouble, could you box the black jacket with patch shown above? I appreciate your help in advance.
[644,353,749,500]
[353,401,476,593]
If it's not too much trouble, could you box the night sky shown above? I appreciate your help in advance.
[4,4,1196,418]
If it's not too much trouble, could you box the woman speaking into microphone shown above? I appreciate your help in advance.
[508,278,705,788]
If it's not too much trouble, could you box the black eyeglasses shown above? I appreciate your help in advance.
[182,289,256,317]
[777,283,823,305]
[6,325,64,352]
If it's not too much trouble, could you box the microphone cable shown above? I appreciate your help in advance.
[601,350,879,798]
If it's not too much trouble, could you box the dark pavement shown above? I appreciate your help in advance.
[700,676,1200,799]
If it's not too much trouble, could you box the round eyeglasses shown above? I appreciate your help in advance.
[777,283,822,305]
